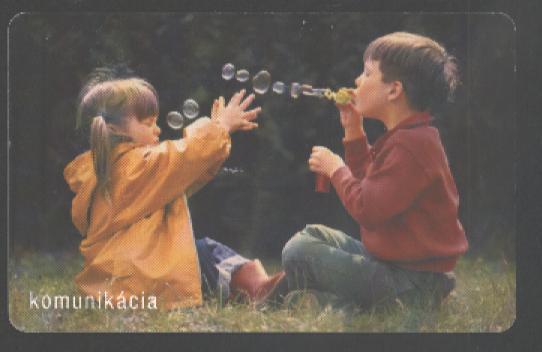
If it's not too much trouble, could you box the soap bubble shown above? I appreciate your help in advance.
[166,111,184,130]
[290,82,302,98]
[236,69,250,82]
[272,81,286,94]
[182,99,199,119]
[252,70,271,94]
[222,63,235,80]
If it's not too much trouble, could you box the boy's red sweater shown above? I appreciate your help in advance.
[330,113,468,272]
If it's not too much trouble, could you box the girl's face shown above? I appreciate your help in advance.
[353,59,393,119]
[124,115,161,146]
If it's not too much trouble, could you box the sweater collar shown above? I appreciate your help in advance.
[371,112,432,159]
[390,111,432,131]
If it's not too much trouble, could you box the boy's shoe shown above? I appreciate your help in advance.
[433,272,456,304]
[262,274,290,307]
[283,290,322,311]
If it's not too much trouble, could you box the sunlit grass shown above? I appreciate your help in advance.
[8,252,515,332]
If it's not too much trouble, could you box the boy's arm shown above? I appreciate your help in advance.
[343,134,371,179]
[330,144,431,229]
[340,108,370,179]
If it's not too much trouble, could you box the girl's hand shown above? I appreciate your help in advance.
[308,146,345,178]
[214,90,261,134]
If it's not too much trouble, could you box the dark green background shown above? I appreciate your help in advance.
[8,13,516,259]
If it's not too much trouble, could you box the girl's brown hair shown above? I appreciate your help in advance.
[76,76,159,199]
[363,32,460,114]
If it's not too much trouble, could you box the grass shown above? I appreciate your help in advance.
[8,252,515,333]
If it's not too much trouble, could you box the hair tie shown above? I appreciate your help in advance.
[98,111,113,122]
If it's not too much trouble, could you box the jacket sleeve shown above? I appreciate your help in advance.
[343,136,372,179]
[331,143,432,229]
[184,123,226,198]
[113,118,231,222]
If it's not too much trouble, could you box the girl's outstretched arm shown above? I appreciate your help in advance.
[111,117,231,226]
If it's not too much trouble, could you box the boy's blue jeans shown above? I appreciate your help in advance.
[282,224,453,309]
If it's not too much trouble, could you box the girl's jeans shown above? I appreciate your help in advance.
[195,237,250,300]
[282,224,453,309]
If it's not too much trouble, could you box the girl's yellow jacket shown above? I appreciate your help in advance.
[64,118,231,310]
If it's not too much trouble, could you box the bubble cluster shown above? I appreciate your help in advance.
[221,62,349,105]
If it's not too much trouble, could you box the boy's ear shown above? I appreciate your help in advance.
[387,81,404,101]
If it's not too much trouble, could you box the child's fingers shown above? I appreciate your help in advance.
[308,159,319,172]
[211,99,218,119]
[242,107,262,121]
[240,93,255,110]
[312,146,327,153]
[239,122,258,131]
[229,89,246,106]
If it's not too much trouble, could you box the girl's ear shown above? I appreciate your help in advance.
[387,80,404,101]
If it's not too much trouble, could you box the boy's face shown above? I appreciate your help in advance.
[353,59,392,119]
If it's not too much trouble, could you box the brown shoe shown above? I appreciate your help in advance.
[229,259,286,305]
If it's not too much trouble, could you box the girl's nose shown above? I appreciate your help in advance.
[155,126,161,136]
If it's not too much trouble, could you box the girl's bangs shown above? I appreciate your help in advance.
[123,79,159,119]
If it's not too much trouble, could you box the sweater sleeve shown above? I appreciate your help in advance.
[113,118,231,221]
[343,135,372,179]
[330,143,432,229]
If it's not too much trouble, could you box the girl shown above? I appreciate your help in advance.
[64,73,284,310]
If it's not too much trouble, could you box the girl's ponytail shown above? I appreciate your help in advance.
[90,115,113,201]
[77,73,159,202]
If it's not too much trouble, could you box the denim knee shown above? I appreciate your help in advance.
[282,225,324,265]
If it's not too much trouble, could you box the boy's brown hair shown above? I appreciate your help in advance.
[363,32,460,114]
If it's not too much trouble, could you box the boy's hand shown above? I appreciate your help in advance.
[308,146,345,178]
[337,102,362,128]
[337,91,365,141]
[338,102,365,141]
[214,90,261,134]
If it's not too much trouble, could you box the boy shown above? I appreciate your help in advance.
[281,32,469,309]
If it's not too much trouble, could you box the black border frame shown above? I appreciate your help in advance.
[2,0,541,351]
